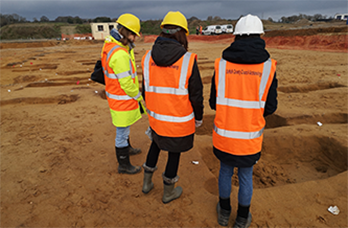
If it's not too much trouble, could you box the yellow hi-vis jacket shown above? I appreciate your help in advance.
[213,58,276,155]
[142,50,197,137]
[101,36,142,127]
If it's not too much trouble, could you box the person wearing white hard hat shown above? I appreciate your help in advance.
[209,14,278,227]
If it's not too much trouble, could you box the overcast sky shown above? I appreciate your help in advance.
[1,0,347,22]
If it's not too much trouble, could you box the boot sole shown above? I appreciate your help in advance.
[118,168,141,174]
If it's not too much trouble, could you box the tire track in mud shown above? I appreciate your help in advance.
[197,80,348,192]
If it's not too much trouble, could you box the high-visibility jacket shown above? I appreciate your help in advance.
[101,36,142,127]
[142,50,197,137]
[213,58,277,155]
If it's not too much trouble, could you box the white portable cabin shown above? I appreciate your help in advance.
[90,22,118,40]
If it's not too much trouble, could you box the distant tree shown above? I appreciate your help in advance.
[33,17,38,22]
[67,17,74,24]
[73,16,83,24]
[268,17,274,22]
[188,16,199,22]
[280,13,327,23]
[280,16,289,23]
[40,16,50,22]
[213,16,221,21]
[54,16,68,23]
[93,17,112,22]
[207,16,213,21]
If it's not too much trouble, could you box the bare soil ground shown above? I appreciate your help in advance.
[1,24,347,227]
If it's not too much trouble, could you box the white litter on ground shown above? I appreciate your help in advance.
[192,161,199,165]
[328,206,340,215]
[317,121,323,126]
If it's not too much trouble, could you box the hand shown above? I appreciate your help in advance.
[135,95,143,102]
[195,120,203,128]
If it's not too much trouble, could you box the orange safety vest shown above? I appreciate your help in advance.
[213,58,277,155]
[142,50,197,137]
[101,42,139,112]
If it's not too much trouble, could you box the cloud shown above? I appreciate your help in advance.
[1,0,347,21]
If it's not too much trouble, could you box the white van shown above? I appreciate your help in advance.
[221,24,233,34]
[202,25,222,35]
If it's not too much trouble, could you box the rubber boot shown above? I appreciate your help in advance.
[127,138,141,156]
[115,146,141,174]
[142,163,157,194]
[217,202,231,226]
[233,213,252,228]
[162,174,182,204]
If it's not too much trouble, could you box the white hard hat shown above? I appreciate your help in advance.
[233,14,264,35]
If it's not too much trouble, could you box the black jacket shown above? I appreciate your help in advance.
[142,37,204,152]
[209,37,278,167]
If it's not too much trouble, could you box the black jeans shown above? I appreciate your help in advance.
[145,140,181,178]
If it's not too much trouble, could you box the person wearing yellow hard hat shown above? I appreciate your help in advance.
[100,13,145,175]
[140,11,204,204]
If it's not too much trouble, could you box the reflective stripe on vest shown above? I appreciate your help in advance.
[143,51,195,123]
[143,51,191,96]
[148,110,195,123]
[216,58,272,110]
[214,124,264,140]
[105,91,132,100]
[215,58,273,140]
[103,45,137,80]
[103,44,140,103]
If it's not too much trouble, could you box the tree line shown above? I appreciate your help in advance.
[0,13,337,28]
[0,14,115,27]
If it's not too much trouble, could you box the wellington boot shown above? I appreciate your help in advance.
[233,213,252,228]
[217,202,231,226]
[116,147,141,174]
[142,172,154,194]
[162,183,182,204]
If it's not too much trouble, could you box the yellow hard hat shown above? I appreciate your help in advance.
[161,11,189,36]
[116,13,141,37]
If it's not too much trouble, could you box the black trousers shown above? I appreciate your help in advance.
[145,140,181,179]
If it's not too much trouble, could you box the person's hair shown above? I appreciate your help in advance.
[118,26,135,45]
[234,34,260,41]
[159,25,188,51]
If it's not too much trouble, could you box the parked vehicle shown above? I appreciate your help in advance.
[202,25,222,35]
[221,24,234,34]
[334,13,348,20]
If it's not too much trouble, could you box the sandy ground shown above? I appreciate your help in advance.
[0,31,347,227]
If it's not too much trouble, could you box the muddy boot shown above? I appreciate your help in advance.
[217,202,231,226]
[233,213,252,228]
[142,163,157,194]
[115,147,141,174]
[162,174,182,204]
[127,138,141,156]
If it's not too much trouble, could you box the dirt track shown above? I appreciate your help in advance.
[0,29,347,227]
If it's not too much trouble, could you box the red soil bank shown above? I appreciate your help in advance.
[143,34,347,52]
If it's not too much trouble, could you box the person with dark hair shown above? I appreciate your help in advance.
[141,11,204,204]
[210,14,278,227]
[100,13,145,175]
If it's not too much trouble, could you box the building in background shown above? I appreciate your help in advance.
[90,22,118,40]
